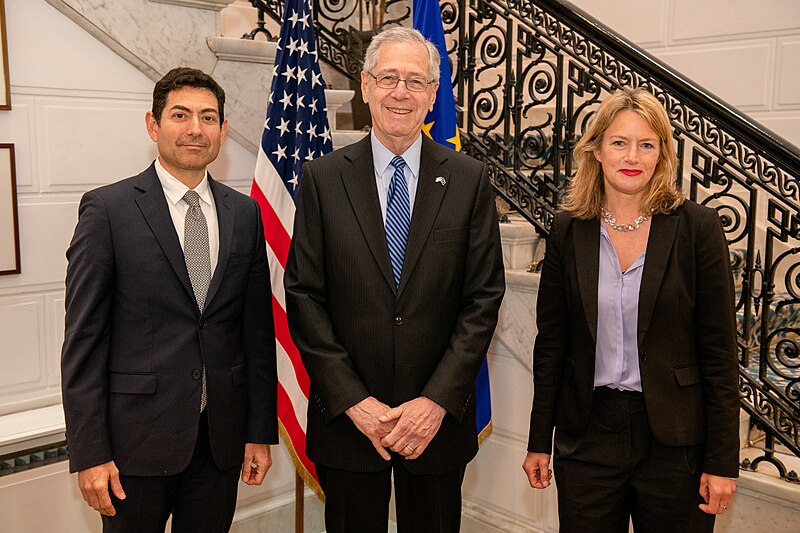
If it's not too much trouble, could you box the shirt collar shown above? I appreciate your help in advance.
[154,157,213,207]
[370,132,423,179]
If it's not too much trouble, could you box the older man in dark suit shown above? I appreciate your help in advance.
[285,26,505,533]
[61,67,277,533]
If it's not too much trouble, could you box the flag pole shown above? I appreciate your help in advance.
[295,471,304,533]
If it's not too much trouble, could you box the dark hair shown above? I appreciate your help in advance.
[151,67,226,125]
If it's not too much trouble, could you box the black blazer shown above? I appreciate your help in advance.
[61,164,278,476]
[285,135,505,474]
[528,201,740,477]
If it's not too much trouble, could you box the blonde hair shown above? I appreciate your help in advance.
[562,87,684,218]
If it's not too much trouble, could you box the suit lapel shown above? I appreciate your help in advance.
[397,137,448,299]
[574,218,600,345]
[205,176,232,312]
[638,212,679,344]
[339,137,396,290]
[133,165,195,303]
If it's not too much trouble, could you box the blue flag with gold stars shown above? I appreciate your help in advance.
[414,0,491,443]
[413,0,461,151]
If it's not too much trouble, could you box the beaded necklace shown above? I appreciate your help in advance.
[601,207,650,232]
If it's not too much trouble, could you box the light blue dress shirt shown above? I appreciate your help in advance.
[371,132,422,222]
[594,224,646,392]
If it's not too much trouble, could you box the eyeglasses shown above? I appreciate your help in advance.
[367,72,435,92]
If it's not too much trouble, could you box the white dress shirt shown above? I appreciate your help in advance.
[154,157,220,276]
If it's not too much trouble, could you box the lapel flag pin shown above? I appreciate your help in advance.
[435,176,447,187]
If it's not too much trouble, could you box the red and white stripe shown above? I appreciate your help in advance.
[251,150,320,494]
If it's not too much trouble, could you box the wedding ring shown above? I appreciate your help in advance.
[250,463,258,469]
[405,445,414,452]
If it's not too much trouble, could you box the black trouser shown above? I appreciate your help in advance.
[317,460,466,533]
[102,412,240,533]
[553,387,715,533]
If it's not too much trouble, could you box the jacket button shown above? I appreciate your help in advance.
[192,369,201,379]
[639,352,647,362]
[199,320,207,329]
[395,316,403,326]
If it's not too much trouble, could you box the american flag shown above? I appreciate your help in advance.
[250,0,332,497]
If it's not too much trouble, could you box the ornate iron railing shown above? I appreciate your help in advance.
[453,0,800,483]
[247,0,800,481]
[245,0,409,79]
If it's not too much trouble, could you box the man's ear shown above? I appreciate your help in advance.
[219,118,228,145]
[428,82,439,112]
[145,111,159,142]
[361,71,370,104]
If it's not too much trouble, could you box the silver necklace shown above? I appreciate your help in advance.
[601,207,650,232]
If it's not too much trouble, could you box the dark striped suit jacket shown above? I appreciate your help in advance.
[285,135,505,474]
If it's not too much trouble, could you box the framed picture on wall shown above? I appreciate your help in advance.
[0,144,20,275]
[0,0,9,110]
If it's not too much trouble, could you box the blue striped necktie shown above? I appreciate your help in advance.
[385,156,410,287]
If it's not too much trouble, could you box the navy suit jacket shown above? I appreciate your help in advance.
[61,163,278,476]
[285,135,505,474]
[528,201,740,477]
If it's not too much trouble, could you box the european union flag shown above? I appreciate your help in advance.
[413,0,461,151]
[414,0,491,442]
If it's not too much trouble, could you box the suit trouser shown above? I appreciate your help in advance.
[317,460,466,533]
[553,387,716,533]
[102,411,240,533]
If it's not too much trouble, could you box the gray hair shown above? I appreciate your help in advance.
[363,26,441,83]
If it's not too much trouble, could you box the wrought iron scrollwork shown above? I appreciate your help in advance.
[262,0,800,478]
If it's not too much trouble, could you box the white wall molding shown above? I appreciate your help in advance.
[150,0,236,10]
[207,35,277,63]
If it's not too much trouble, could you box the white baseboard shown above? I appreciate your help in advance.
[462,501,546,533]
[231,490,325,533]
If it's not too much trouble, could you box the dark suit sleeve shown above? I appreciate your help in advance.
[419,163,506,421]
[694,208,740,477]
[61,191,116,472]
[285,163,371,419]
[243,200,279,444]
[527,212,570,454]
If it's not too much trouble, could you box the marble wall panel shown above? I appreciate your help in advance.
[653,42,772,110]
[0,199,78,289]
[7,0,154,93]
[58,0,218,77]
[487,343,534,442]
[776,39,800,107]
[0,296,44,392]
[0,463,99,533]
[45,293,65,387]
[36,97,156,191]
[207,134,258,192]
[569,0,666,47]
[752,114,800,146]
[465,433,560,531]
[671,0,800,42]
[211,57,272,154]
[0,96,36,191]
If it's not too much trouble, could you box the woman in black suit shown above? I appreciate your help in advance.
[522,87,739,532]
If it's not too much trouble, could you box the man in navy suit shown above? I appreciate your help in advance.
[61,67,277,532]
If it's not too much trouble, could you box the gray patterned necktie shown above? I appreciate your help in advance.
[183,190,211,311]
[183,189,210,411]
